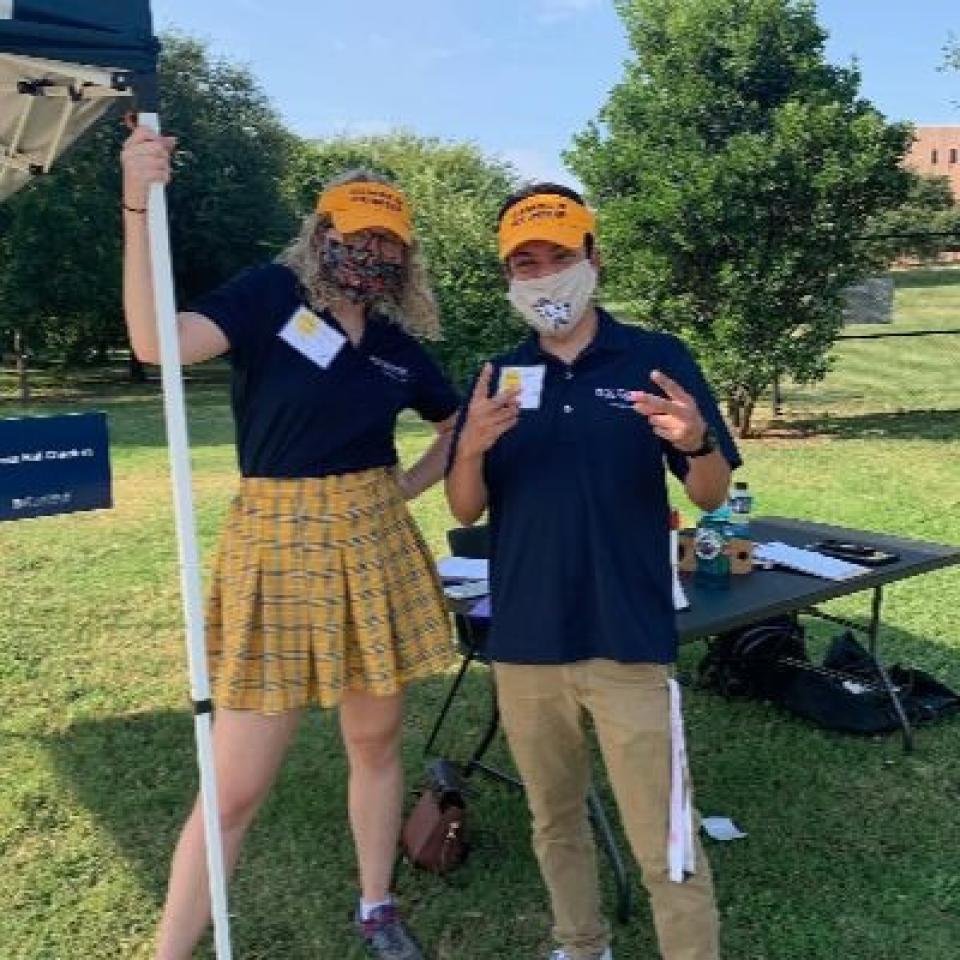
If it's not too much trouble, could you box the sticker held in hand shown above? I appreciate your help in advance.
[498,365,545,409]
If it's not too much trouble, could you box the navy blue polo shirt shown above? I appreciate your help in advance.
[189,263,460,477]
[451,309,741,665]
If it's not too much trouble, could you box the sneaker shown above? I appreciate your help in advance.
[356,903,425,960]
[549,948,613,960]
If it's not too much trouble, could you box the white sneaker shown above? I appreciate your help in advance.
[549,948,613,960]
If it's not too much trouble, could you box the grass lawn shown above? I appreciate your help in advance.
[3,261,960,959]
[775,266,960,419]
[2,380,959,960]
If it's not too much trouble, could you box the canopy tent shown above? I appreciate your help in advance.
[0,4,232,956]
[0,1,160,198]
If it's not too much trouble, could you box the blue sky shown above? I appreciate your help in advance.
[152,0,959,185]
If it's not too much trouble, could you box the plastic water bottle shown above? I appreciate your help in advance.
[694,506,732,590]
[728,481,754,539]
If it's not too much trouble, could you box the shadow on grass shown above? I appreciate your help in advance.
[2,382,438,453]
[38,671,552,958]
[36,706,360,955]
[39,616,960,958]
[768,408,960,442]
[891,267,960,290]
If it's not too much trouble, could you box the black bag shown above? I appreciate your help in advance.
[697,614,808,700]
[799,632,960,732]
[400,759,468,875]
[698,622,960,735]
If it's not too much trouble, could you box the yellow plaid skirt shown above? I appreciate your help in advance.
[205,468,454,712]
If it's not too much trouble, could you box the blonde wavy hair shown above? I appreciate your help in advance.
[277,169,441,340]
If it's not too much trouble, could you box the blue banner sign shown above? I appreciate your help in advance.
[0,412,112,521]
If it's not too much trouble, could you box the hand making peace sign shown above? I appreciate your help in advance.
[629,369,708,454]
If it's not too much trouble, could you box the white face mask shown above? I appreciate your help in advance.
[508,259,597,338]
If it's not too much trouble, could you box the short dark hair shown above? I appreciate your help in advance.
[497,182,594,257]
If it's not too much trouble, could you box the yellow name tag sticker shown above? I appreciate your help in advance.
[279,307,347,370]
[295,309,319,336]
[498,364,545,409]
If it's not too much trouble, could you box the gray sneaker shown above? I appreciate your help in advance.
[356,903,425,960]
[549,948,613,960]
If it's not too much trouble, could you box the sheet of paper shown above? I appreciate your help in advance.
[437,556,490,581]
[753,541,869,581]
[701,817,748,842]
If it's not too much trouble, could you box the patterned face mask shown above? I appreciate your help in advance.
[507,259,597,338]
[321,237,405,303]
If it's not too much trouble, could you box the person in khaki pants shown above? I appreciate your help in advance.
[445,183,741,960]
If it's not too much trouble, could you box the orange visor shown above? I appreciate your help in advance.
[316,181,413,245]
[498,193,596,260]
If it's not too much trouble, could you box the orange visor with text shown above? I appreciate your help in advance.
[316,182,413,245]
[498,193,597,260]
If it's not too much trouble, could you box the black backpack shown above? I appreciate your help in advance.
[697,614,808,700]
[698,621,960,734]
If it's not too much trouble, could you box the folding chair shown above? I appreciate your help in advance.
[427,524,632,922]
[424,524,491,758]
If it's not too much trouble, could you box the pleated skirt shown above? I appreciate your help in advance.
[205,468,454,712]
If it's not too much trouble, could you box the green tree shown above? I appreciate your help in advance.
[158,33,297,304]
[0,118,125,380]
[866,173,960,263]
[0,33,296,385]
[285,132,519,385]
[567,0,913,435]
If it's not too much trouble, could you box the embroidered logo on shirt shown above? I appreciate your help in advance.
[368,355,411,383]
[594,386,635,410]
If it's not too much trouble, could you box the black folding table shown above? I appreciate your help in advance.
[679,516,960,751]
[429,516,960,921]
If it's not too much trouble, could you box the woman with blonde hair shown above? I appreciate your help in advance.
[121,126,459,960]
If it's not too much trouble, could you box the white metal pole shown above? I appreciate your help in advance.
[139,110,232,960]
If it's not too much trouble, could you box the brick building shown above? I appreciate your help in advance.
[904,126,960,198]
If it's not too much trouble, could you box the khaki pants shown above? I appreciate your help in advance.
[494,659,719,960]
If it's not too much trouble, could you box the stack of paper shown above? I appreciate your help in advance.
[443,580,489,601]
[437,556,489,581]
[753,541,869,581]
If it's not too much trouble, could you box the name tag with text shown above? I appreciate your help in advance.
[278,307,346,370]
[498,364,545,409]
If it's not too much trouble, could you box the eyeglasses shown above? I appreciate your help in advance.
[342,231,405,261]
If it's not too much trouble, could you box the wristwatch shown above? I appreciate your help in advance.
[683,426,717,459]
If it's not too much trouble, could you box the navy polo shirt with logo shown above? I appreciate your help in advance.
[453,309,741,666]
[189,263,460,477]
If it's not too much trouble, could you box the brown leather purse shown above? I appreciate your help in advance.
[401,759,468,874]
